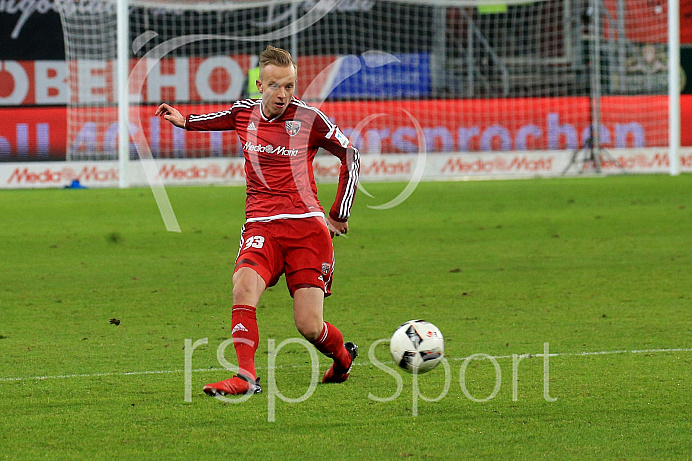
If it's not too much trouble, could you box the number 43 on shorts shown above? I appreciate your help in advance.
[243,236,265,249]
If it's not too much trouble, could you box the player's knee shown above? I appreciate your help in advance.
[232,282,255,304]
[232,280,261,305]
[232,268,265,304]
[296,321,322,342]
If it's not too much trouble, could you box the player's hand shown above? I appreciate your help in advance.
[155,103,186,128]
[326,216,348,238]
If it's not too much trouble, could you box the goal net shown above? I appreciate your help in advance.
[56,0,670,161]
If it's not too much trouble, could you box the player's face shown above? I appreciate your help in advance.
[257,64,297,120]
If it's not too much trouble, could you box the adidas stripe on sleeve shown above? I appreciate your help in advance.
[185,100,256,132]
[302,102,360,222]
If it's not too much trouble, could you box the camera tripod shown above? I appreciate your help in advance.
[562,0,625,175]
[562,137,625,174]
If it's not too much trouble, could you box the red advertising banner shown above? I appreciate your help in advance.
[1,96,687,160]
[0,107,66,159]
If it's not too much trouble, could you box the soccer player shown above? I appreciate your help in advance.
[155,46,360,396]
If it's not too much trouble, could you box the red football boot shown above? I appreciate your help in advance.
[203,374,262,396]
[322,342,359,384]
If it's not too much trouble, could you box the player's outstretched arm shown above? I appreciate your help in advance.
[154,103,186,128]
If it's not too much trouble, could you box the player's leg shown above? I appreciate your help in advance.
[292,286,324,341]
[230,266,266,380]
[284,217,358,383]
[204,267,267,397]
[293,287,357,383]
[203,225,279,397]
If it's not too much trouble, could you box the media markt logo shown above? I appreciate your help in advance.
[243,141,299,157]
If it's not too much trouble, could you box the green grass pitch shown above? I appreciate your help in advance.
[1,175,691,459]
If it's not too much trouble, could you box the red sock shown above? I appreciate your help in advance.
[231,304,259,380]
[312,322,351,373]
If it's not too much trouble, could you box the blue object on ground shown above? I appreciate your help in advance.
[65,180,88,189]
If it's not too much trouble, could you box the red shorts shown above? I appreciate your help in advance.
[234,217,335,297]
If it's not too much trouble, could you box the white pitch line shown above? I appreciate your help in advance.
[1,347,691,383]
[451,347,692,361]
[0,368,203,383]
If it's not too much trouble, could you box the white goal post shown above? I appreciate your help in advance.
[55,0,681,186]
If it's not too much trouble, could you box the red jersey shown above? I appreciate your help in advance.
[185,97,360,223]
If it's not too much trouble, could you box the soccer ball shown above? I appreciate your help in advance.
[390,320,444,374]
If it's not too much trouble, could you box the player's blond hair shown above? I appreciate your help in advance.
[259,46,297,78]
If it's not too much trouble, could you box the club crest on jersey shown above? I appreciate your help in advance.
[285,121,301,136]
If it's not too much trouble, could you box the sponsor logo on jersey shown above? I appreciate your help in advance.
[285,121,301,136]
[243,141,299,157]
[334,127,349,148]
[247,121,257,131]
